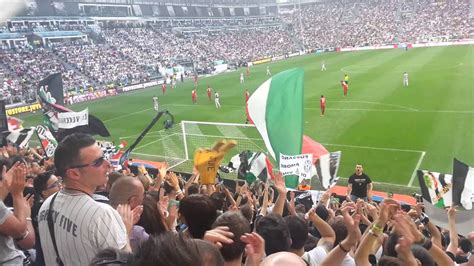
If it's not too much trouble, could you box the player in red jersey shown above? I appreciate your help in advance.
[320,95,326,116]
[341,80,348,96]
[207,86,212,101]
[162,83,166,95]
[245,89,250,103]
[192,89,197,104]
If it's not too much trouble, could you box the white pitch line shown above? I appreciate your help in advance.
[340,62,463,74]
[104,108,153,123]
[306,107,474,113]
[408,151,426,187]
[307,100,418,111]
[130,153,188,171]
[119,129,165,139]
[333,101,418,111]
[131,152,185,161]
[134,133,178,151]
[184,132,262,141]
[108,103,474,115]
[162,104,473,114]
[322,143,423,153]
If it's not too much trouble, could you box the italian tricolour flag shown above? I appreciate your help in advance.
[247,68,305,188]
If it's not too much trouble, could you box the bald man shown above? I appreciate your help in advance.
[109,176,145,209]
[109,176,147,252]
[261,252,306,266]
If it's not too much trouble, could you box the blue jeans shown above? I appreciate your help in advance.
[350,195,368,202]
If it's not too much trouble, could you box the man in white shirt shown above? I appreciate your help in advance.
[152,95,159,112]
[215,92,221,109]
[38,133,130,265]
[285,207,335,265]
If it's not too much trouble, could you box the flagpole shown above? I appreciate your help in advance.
[33,127,48,159]
[118,110,174,166]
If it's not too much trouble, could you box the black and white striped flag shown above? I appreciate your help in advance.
[6,127,36,148]
[452,158,474,210]
[96,140,118,161]
[314,151,342,189]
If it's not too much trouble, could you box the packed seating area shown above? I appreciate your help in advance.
[0,0,471,106]
[282,0,472,50]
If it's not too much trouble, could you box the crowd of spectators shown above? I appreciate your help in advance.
[0,133,473,265]
[52,43,151,86]
[282,0,472,50]
[1,66,24,105]
[0,0,471,105]
[0,47,94,105]
[1,24,299,105]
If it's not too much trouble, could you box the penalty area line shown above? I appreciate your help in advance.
[408,151,426,187]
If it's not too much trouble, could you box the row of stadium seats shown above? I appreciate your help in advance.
[0,0,471,105]
[281,0,471,50]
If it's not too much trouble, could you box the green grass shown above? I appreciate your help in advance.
[21,46,474,191]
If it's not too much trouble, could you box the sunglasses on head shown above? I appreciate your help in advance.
[68,156,105,170]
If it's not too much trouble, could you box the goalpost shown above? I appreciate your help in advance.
[178,120,269,175]
[130,120,269,175]
[181,120,267,160]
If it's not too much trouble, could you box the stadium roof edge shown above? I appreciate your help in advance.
[34,31,86,38]
[8,16,94,22]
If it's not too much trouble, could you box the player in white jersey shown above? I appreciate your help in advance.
[240,73,244,84]
[403,72,409,87]
[321,61,326,71]
[214,91,221,109]
[38,134,130,265]
[266,66,271,76]
[152,95,159,111]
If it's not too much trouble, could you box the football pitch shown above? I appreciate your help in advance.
[21,46,474,190]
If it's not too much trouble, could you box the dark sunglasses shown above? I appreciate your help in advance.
[68,156,105,170]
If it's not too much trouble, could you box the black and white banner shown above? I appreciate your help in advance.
[58,108,89,129]
[35,125,58,158]
[6,127,36,148]
[280,154,313,181]
[452,158,474,210]
[315,151,342,189]
[97,140,117,161]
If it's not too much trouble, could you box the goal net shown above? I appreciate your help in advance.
[129,120,269,177]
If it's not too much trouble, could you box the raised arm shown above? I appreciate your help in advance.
[0,164,30,240]
[446,206,458,255]
[272,172,287,216]
[346,184,352,201]
[355,202,390,266]
[307,207,335,252]
[259,182,269,216]
[321,203,361,266]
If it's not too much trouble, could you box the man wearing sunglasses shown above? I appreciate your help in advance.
[37,133,130,265]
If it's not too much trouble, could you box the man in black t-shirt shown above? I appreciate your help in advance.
[346,164,373,202]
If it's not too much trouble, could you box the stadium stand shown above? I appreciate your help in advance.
[0,0,473,265]
[0,0,471,105]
